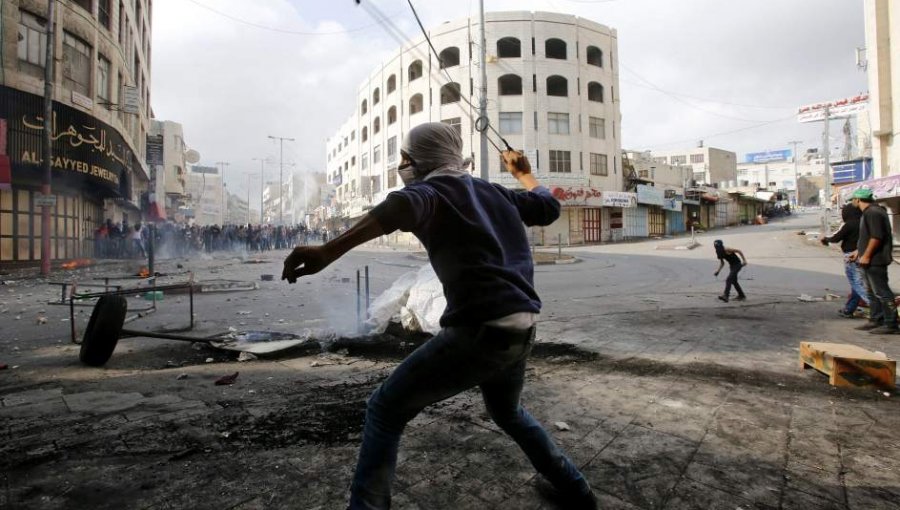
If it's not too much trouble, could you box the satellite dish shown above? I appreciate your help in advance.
[184,149,201,164]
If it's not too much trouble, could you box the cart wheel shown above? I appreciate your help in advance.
[80,295,128,367]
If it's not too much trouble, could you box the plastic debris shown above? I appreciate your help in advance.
[205,357,214,363]
[36,316,47,325]
[797,294,823,302]
[215,372,239,386]
[554,422,571,431]
[237,352,257,362]
[237,311,252,315]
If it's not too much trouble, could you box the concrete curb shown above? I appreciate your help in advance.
[409,254,580,265]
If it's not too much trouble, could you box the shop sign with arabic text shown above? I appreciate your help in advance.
[601,191,637,208]
[550,186,603,206]
[0,85,133,196]
[636,184,666,206]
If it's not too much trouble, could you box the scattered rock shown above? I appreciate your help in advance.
[237,352,257,362]
[176,373,189,380]
[554,421,571,431]
[214,372,239,386]
[205,357,214,363]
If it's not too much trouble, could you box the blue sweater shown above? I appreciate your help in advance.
[369,175,561,327]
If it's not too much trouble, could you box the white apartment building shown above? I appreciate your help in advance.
[649,147,737,187]
[326,11,622,244]
[186,166,223,226]
[149,120,196,221]
[736,149,828,205]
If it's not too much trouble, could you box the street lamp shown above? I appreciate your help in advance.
[267,136,295,225]
[252,157,272,224]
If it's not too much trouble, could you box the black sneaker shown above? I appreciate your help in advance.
[717,295,729,303]
[734,295,747,302]
[838,309,855,318]
[533,479,598,510]
[855,321,881,331]
[869,325,900,335]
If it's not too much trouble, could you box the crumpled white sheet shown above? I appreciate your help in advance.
[366,265,445,335]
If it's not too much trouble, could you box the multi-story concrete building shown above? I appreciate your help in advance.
[864,0,900,179]
[149,120,194,221]
[185,166,223,226]
[0,0,153,265]
[649,147,737,187]
[326,11,622,244]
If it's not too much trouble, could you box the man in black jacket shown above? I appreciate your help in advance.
[849,188,898,334]
[821,202,867,317]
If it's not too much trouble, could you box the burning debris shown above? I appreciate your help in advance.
[60,259,94,270]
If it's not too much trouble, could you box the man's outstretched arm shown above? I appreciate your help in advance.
[282,214,384,283]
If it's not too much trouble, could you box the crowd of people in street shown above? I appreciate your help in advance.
[93,220,333,259]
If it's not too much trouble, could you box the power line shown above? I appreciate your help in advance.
[620,63,786,123]
[184,0,397,36]
[618,77,795,110]
[642,114,796,149]
[358,0,510,153]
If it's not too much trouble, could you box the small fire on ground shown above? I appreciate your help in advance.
[60,259,93,270]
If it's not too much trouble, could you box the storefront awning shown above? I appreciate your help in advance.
[838,173,900,202]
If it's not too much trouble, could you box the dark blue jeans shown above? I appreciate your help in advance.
[842,252,867,313]
[862,264,897,327]
[349,325,589,509]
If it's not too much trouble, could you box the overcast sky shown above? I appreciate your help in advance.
[151,0,867,201]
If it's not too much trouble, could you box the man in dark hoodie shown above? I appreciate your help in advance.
[821,202,867,317]
[282,123,596,509]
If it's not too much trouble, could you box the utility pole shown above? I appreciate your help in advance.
[216,161,229,225]
[478,0,489,181]
[822,105,831,236]
[246,173,253,224]
[268,136,294,225]
[252,157,267,224]
[787,140,802,206]
[40,0,56,275]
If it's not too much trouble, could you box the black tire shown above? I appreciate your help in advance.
[79,295,128,367]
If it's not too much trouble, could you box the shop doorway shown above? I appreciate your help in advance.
[584,208,601,243]
[648,206,666,236]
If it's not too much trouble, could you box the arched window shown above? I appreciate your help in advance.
[362,126,368,142]
[545,38,567,59]
[408,60,423,82]
[360,99,368,115]
[440,83,461,104]
[498,74,523,96]
[497,37,521,58]
[546,75,568,97]
[373,116,381,134]
[373,88,380,106]
[586,46,603,67]
[439,47,460,69]
[388,106,397,125]
[588,81,604,102]
[387,74,397,93]
[410,93,424,114]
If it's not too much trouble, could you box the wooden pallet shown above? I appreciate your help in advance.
[800,342,896,389]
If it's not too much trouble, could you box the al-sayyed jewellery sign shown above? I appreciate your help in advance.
[1,85,133,195]
[797,94,868,123]
[636,184,665,206]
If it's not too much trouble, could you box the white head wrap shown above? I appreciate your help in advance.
[400,122,472,184]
